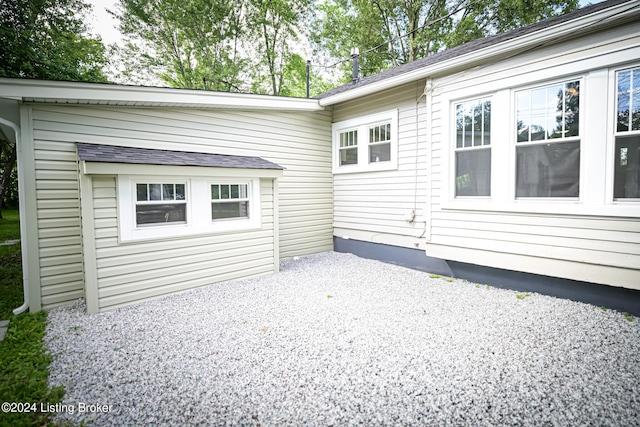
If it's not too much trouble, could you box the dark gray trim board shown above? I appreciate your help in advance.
[333,237,640,317]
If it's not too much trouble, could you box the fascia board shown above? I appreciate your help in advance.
[81,161,284,178]
[318,1,640,106]
[0,79,324,112]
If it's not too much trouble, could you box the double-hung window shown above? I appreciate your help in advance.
[333,109,398,173]
[515,80,581,198]
[339,130,358,166]
[454,98,492,197]
[369,123,392,163]
[614,67,640,200]
[135,183,187,226]
[211,184,250,220]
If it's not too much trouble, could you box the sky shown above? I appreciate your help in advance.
[86,0,121,45]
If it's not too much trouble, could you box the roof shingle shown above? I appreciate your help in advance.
[76,142,284,170]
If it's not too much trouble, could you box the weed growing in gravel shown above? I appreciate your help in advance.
[624,312,634,322]
[515,292,532,300]
[429,274,440,279]
[601,306,607,312]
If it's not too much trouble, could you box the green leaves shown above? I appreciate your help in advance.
[0,0,108,82]
[309,0,579,83]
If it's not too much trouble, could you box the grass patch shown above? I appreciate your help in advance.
[0,312,65,426]
[0,209,20,241]
[1,209,23,320]
[624,312,634,322]
[0,208,67,426]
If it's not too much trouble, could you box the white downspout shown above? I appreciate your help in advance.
[0,117,28,315]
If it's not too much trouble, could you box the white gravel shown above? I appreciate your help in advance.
[45,251,640,426]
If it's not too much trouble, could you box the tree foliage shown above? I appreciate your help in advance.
[0,0,108,82]
[310,0,579,82]
[0,0,109,217]
[246,0,310,96]
[114,0,316,95]
[114,0,246,91]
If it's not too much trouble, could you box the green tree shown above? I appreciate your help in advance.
[0,0,108,82]
[311,0,578,82]
[246,0,310,96]
[0,0,108,218]
[114,0,246,91]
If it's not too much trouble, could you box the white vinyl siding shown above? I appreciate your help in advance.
[332,81,429,248]
[87,176,276,312]
[29,104,332,309]
[34,139,84,309]
[426,21,640,290]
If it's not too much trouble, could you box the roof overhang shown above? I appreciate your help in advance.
[0,78,325,112]
[77,142,285,178]
[318,0,640,106]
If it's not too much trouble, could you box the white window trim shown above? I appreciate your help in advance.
[440,66,640,218]
[511,78,584,201]
[606,63,640,204]
[453,97,493,199]
[118,175,261,242]
[332,109,398,173]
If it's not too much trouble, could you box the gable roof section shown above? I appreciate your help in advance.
[76,142,284,170]
[317,0,639,105]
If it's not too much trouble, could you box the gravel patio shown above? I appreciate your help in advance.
[45,252,640,426]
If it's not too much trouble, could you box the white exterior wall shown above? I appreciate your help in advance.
[332,81,430,249]
[427,23,640,290]
[82,175,276,312]
[331,23,640,290]
[27,104,332,310]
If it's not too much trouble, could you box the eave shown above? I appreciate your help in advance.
[0,78,325,112]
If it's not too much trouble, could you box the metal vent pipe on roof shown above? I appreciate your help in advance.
[351,47,359,82]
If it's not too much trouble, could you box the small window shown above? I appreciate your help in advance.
[211,184,250,220]
[369,123,391,163]
[614,67,640,199]
[455,98,491,197]
[339,130,358,166]
[332,109,398,173]
[135,183,186,226]
[515,80,580,198]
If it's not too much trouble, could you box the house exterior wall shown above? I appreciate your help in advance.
[332,81,430,249]
[27,104,332,310]
[81,175,277,312]
[331,23,640,290]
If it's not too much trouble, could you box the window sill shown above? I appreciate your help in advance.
[440,199,640,218]
[333,162,398,174]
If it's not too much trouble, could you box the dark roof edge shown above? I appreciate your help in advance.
[76,142,284,170]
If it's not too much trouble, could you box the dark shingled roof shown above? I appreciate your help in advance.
[76,142,284,170]
[316,0,632,99]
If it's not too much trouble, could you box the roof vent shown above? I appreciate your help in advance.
[350,47,359,83]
